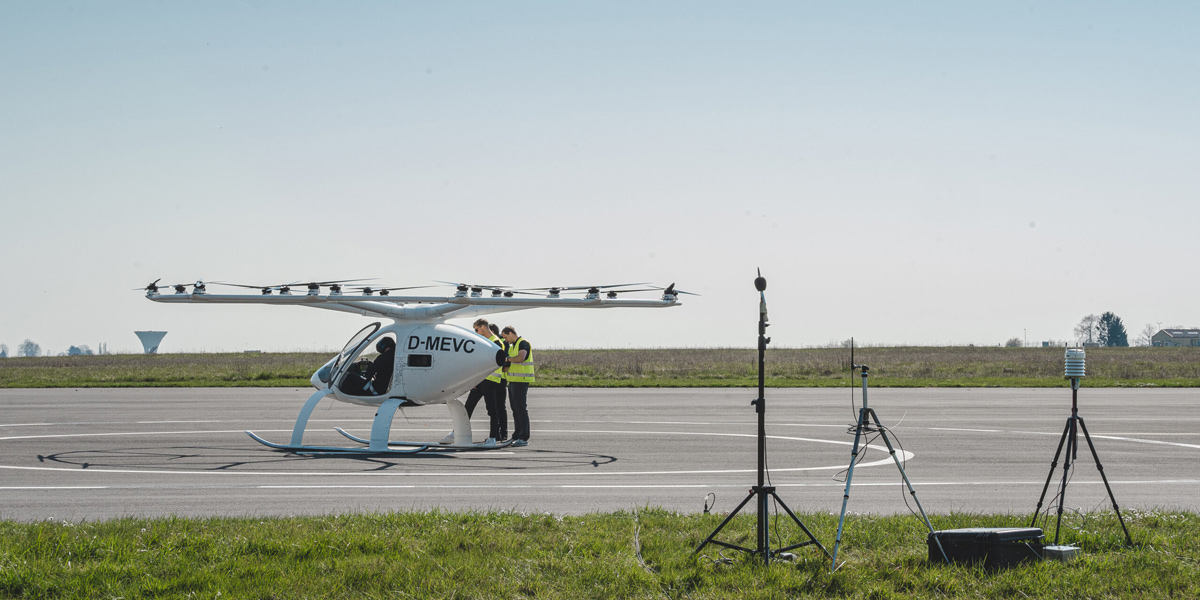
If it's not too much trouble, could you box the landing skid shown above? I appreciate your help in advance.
[246,390,511,456]
[335,427,515,451]
[244,430,429,455]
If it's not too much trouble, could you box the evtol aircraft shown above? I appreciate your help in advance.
[142,279,686,455]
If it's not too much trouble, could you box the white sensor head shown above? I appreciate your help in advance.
[1064,348,1086,379]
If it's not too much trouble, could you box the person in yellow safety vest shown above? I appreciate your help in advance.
[488,323,508,433]
[441,319,508,446]
[501,326,533,447]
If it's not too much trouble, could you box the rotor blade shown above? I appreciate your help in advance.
[658,283,700,297]
[348,285,435,292]
[561,282,652,291]
[435,280,513,289]
[141,282,200,292]
[566,288,661,295]
[299,278,378,286]
[209,281,280,290]
[524,282,651,291]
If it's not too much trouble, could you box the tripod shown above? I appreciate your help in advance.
[694,272,829,565]
[1030,376,1132,545]
[831,362,948,570]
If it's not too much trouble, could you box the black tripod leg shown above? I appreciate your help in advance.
[1031,419,1072,528]
[1077,417,1134,545]
[695,489,757,554]
[757,487,770,564]
[768,491,831,558]
[1054,417,1078,545]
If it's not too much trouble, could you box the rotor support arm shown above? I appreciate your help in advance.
[146,292,680,314]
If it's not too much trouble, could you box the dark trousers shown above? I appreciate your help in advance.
[481,379,507,440]
[494,380,508,440]
[464,385,485,418]
[465,379,508,440]
[508,381,530,442]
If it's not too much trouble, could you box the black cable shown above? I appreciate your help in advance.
[832,431,882,483]
[850,374,856,418]
[876,422,920,519]
[1034,460,1076,531]
[764,421,781,551]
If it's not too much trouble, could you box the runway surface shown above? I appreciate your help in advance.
[1,387,1198,522]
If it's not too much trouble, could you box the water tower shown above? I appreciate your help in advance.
[134,331,167,354]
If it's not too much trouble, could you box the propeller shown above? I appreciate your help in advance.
[298,278,376,294]
[501,286,567,297]
[517,283,652,298]
[137,280,205,294]
[524,282,650,292]
[660,283,700,297]
[553,285,663,299]
[559,282,698,299]
[348,285,434,296]
[208,279,375,295]
[436,281,523,298]
[211,281,294,295]
[494,289,542,298]
[137,278,163,293]
[435,280,511,289]
[597,288,661,299]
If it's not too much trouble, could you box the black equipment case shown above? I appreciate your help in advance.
[928,527,1044,568]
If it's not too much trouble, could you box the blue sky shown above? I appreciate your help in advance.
[2,2,1197,353]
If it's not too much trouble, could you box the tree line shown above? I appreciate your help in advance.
[1074,312,1129,347]
[0,340,97,358]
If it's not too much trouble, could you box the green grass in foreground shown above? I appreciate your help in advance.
[0,510,1194,599]
[2,346,1199,388]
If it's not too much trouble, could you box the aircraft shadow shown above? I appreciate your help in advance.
[35,446,618,473]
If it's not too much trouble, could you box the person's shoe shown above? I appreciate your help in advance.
[511,439,528,447]
[480,437,498,448]
[439,431,455,444]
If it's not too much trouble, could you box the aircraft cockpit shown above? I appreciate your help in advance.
[339,335,396,396]
[311,322,398,397]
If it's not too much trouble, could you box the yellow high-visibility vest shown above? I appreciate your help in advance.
[506,336,535,383]
[485,335,505,383]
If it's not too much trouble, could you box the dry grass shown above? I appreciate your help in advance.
[1,346,1197,388]
[538,346,1200,387]
[0,352,318,387]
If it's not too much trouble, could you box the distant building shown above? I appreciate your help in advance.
[134,331,168,354]
[1151,329,1200,347]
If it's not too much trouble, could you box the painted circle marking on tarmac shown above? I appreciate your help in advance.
[0,424,904,477]
[1,421,1196,487]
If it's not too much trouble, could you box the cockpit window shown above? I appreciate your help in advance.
[329,322,381,381]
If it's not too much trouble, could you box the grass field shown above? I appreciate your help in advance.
[2,349,1196,598]
[1,509,1193,599]
[2,346,1198,388]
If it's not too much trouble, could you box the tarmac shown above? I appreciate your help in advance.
[1,386,1197,522]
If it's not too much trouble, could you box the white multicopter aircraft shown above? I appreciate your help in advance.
[143,279,685,455]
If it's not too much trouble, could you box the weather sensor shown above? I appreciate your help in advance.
[1030,347,1132,548]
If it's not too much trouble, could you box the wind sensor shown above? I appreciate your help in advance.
[694,269,829,565]
[830,339,949,570]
